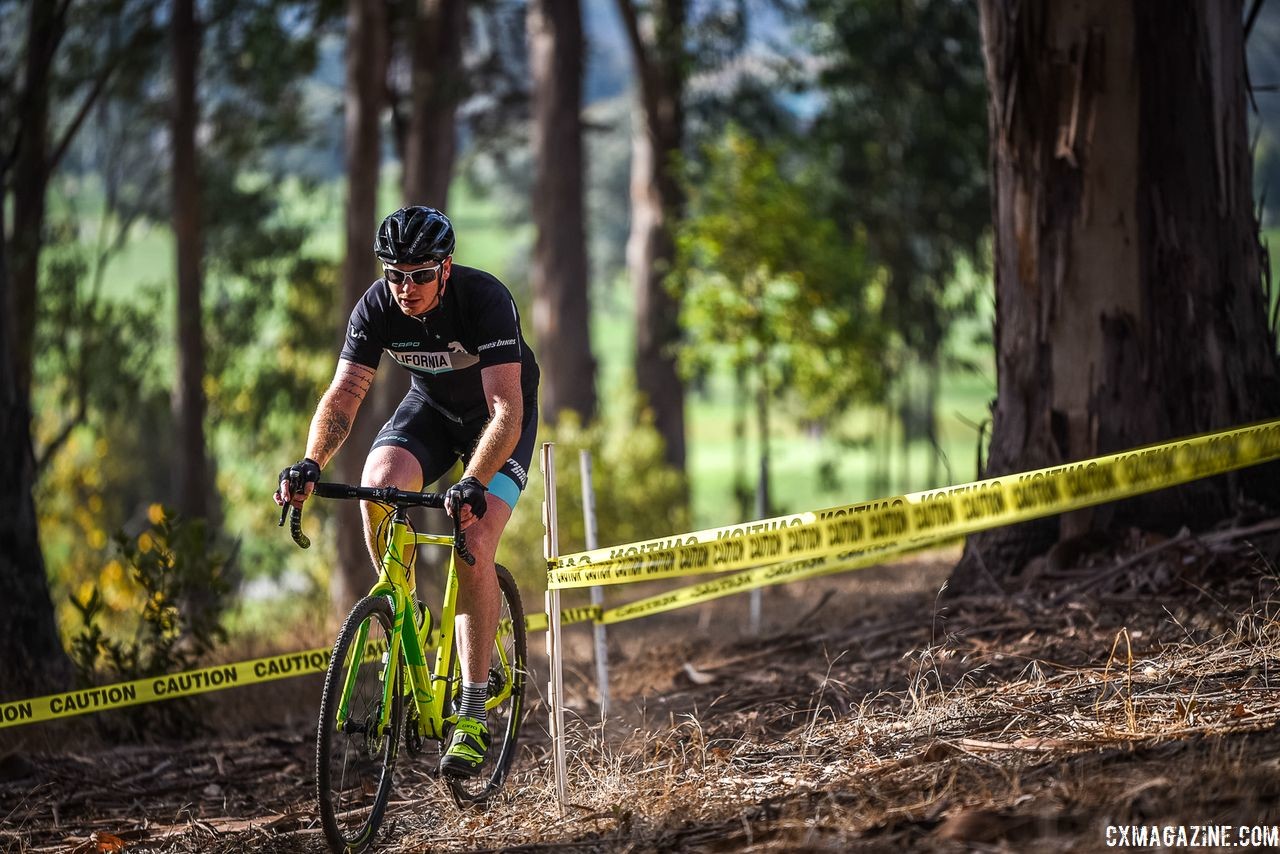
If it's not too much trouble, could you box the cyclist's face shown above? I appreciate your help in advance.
[385,258,450,316]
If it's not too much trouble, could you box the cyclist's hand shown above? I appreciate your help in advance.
[275,458,321,508]
[445,476,487,529]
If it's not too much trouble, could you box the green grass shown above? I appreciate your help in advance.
[588,270,996,525]
[84,171,530,297]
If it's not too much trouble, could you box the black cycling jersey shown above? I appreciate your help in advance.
[340,264,540,424]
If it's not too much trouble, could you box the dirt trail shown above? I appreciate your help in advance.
[5,531,1280,852]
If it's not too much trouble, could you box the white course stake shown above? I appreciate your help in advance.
[749,468,766,634]
[579,450,609,718]
[541,442,567,809]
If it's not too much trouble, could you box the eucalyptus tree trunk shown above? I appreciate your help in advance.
[373,0,469,482]
[402,0,465,209]
[953,0,1280,590]
[335,0,389,614]
[529,0,596,423]
[617,0,687,471]
[170,0,210,523]
[8,0,59,403]
[0,171,71,700]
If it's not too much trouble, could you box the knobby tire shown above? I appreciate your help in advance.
[316,595,402,853]
[447,563,528,807]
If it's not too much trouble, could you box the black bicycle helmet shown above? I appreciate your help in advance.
[374,206,456,264]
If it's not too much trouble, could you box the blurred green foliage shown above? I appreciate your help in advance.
[20,0,999,658]
[677,127,887,418]
[497,407,690,596]
[67,507,233,737]
[675,126,887,518]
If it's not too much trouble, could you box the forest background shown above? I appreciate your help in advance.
[4,0,1280,697]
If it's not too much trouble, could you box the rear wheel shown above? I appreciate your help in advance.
[316,595,402,853]
[447,563,527,807]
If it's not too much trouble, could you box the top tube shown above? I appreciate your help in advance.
[312,482,446,508]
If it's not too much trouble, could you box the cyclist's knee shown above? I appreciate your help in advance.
[361,445,423,490]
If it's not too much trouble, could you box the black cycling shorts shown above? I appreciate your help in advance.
[370,391,537,510]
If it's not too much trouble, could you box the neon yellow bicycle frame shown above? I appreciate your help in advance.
[336,509,515,743]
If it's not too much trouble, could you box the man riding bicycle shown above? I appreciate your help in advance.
[275,206,539,778]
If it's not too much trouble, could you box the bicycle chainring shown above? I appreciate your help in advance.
[404,706,424,756]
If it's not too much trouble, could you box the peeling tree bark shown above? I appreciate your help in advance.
[953,0,1280,590]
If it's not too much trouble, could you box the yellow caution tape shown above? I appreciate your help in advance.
[597,540,951,624]
[0,600,623,730]
[0,643,375,729]
[522,605,602,635]
[1,609,562,729]
[11,419,1280,728]
[549,418,1280,589]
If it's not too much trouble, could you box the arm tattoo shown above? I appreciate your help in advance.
[336,372,373,401]
[313,408,352,462]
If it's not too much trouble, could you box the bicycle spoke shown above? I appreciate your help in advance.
[448,564,527,806]
[317,597,402,853]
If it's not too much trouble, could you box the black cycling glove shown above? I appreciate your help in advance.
[279,458,321,493]
[445,476,488,520]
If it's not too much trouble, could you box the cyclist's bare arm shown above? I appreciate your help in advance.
[453,362,522,526]
[279,359,375,506]
[307,359,375,466]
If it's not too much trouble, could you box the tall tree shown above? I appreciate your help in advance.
[529,0,596,423]
[7,0,58,405]
[617,0,687,470]
[6,1,161,405]
[374,0,469,458]
[953,0,1280,589]
[170,0,210,522]
[400,0,467,208]
[0,148,72,702]
[0,0,162,697]
[335,0,390,612]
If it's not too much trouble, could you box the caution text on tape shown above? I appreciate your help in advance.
[1,608,571,729]
[548,419,1280,589]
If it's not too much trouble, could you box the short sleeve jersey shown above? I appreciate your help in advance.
[339,264,540,424]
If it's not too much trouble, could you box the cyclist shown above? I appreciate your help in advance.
[275,205,539,778]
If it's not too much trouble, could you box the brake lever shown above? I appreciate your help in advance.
[277,473,310,548]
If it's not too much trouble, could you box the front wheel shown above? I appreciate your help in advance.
[316,595,402,853]
[447,563,527,807]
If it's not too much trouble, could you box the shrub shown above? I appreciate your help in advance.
[496,411,690,598]
[67,508,233,738]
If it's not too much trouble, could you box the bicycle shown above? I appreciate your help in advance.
[279,480,528,854]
